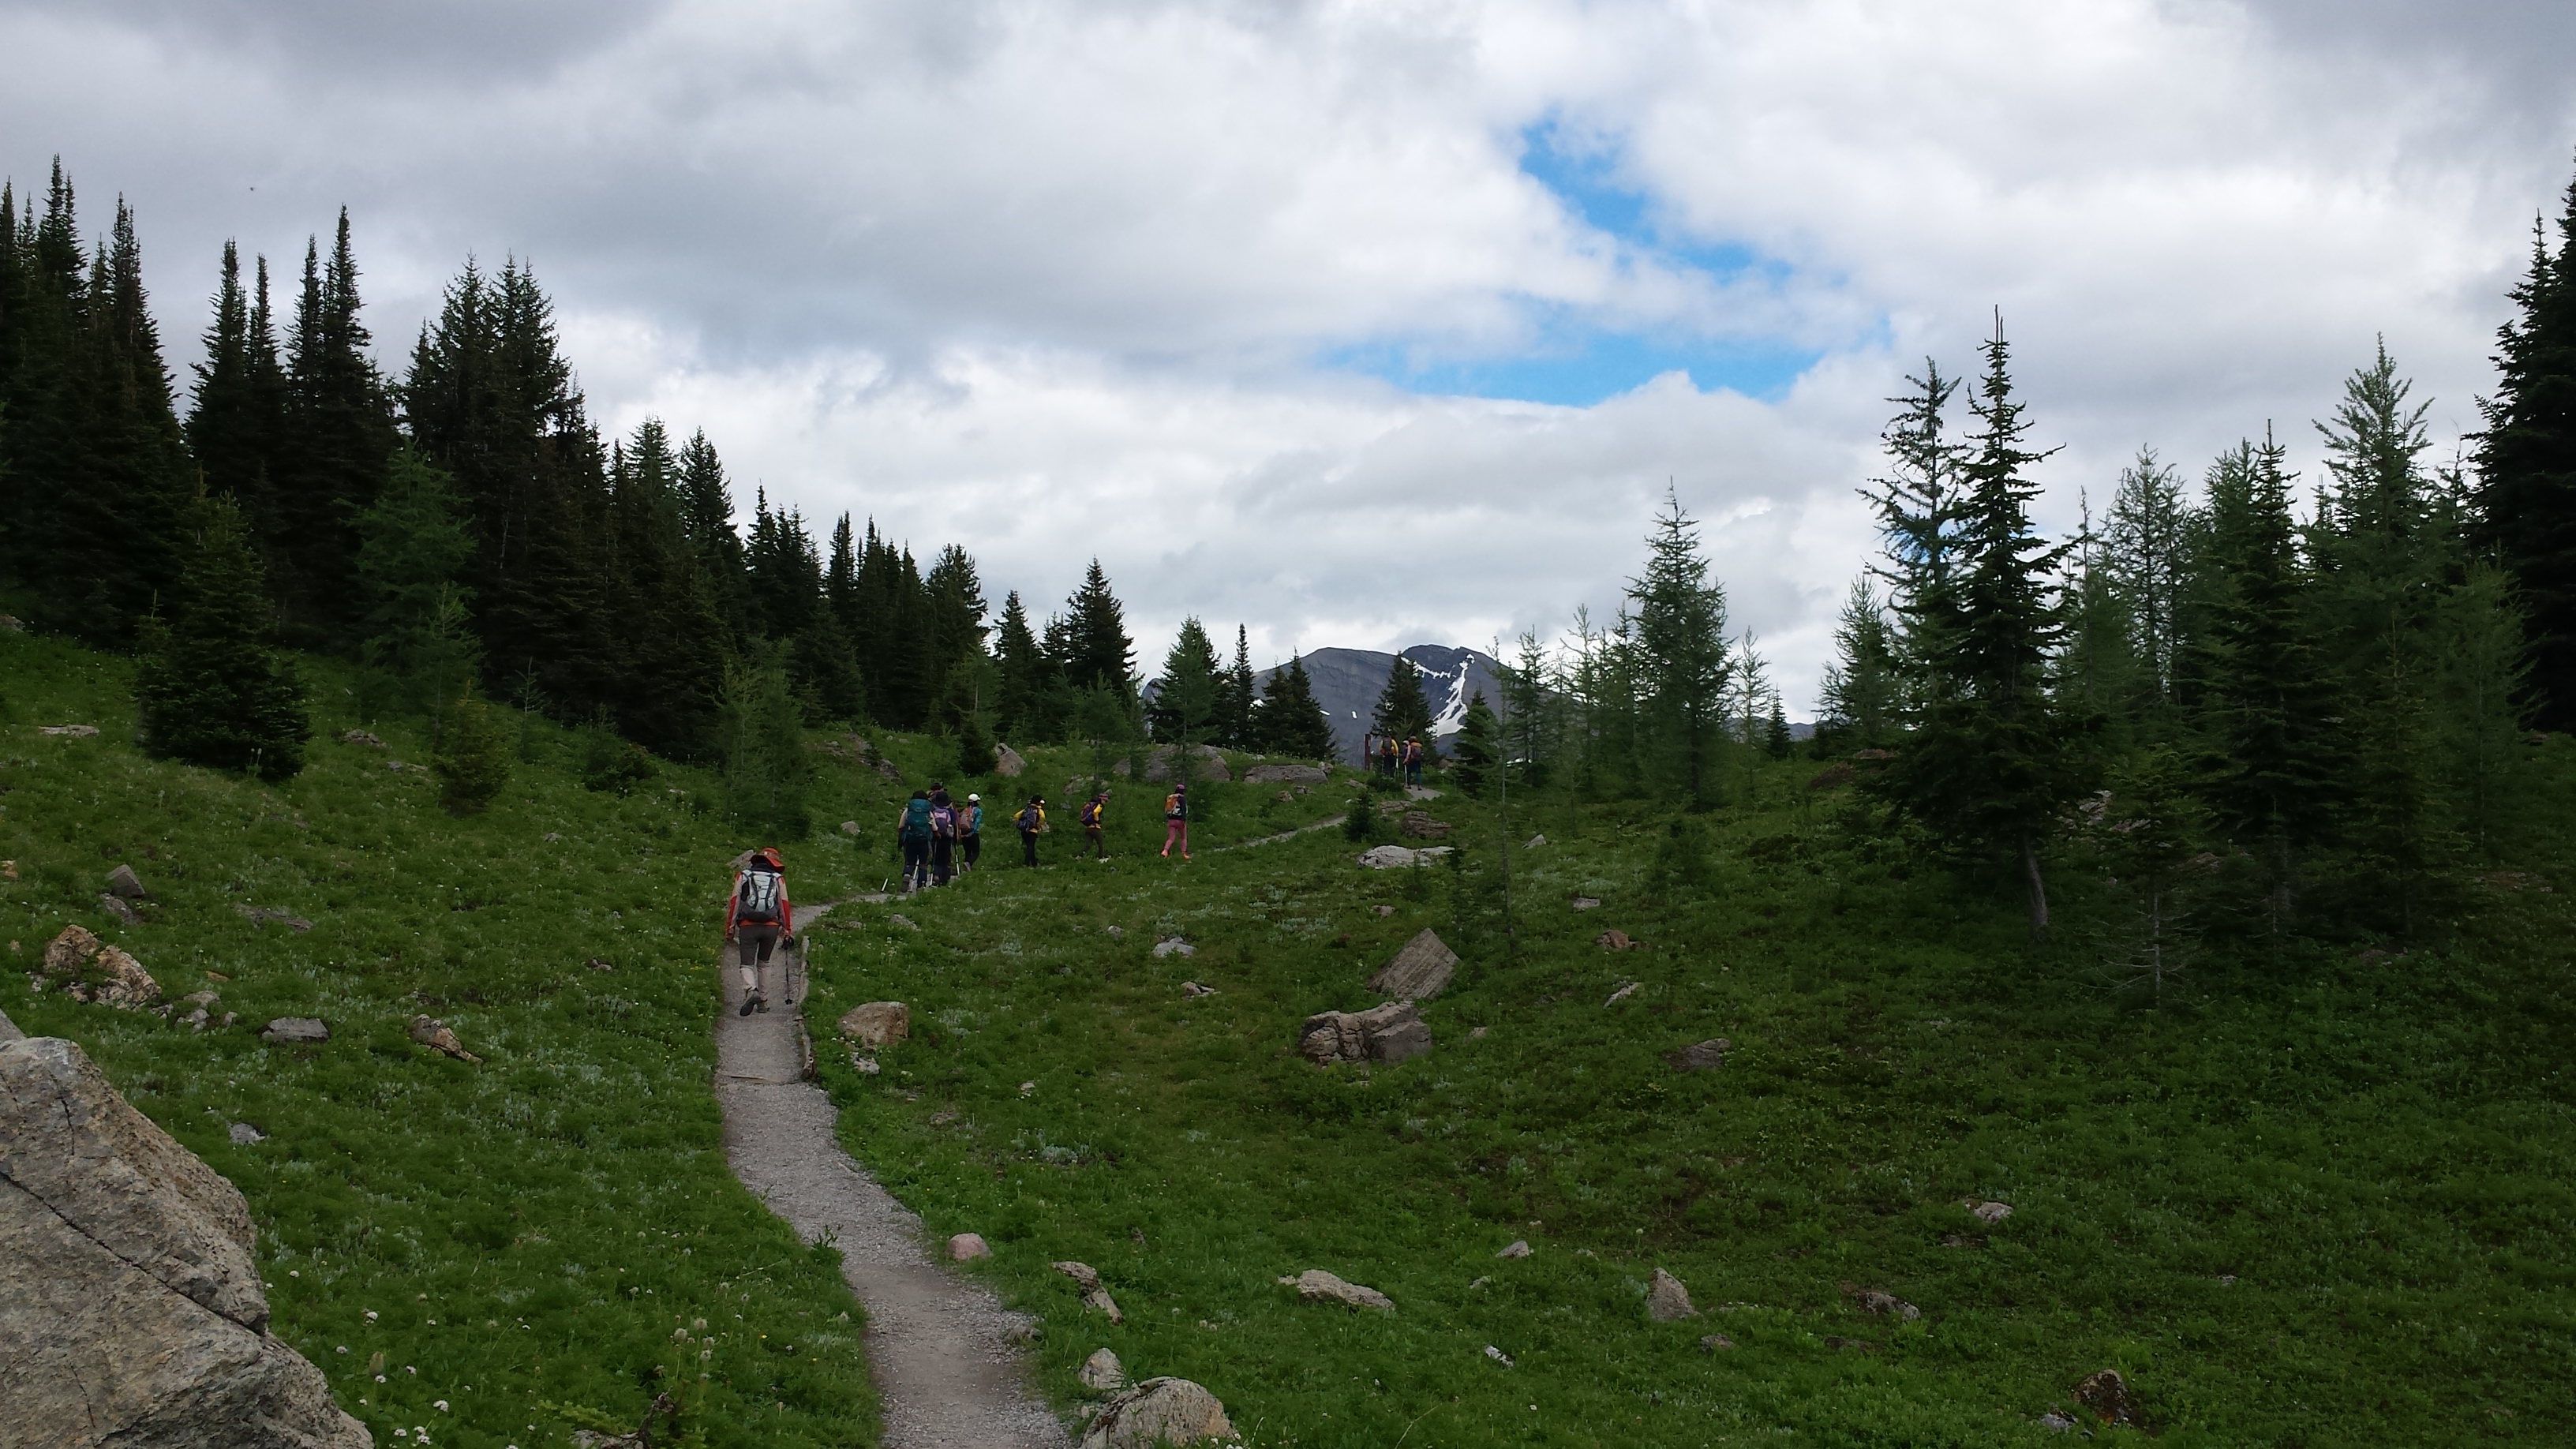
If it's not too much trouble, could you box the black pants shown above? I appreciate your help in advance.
[902,835,930,889]
[961,833,981,870]
[931,836,954,886]
[1020,829,1039,866]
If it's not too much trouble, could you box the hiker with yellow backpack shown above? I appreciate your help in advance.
[1161,783,1190,860]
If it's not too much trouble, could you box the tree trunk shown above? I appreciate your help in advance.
[2020,835,2050,941]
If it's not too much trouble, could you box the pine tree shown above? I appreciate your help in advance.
[272,212,395,646]
[993,590,1054,744]
[432,685,513,814]
[1818,577,1898,747]
[724,655,811,838]
[134,491,309,780]
[605,421,729,756]
[186,241,286,543]
[1451,690,1499,795]
[1254,653,1338,761]
[1219,625,1256,747]
[919,545,988,718]
[680,429,751,640]
[1064,559,1136,695]
[1627,486,1732,804]
[1765,695,1795,758]
[1371,653,1436,754]
[2473,159,2576,728]
[1865,360,1968,711]
[354,447,479,735]
[2106,448,2191,720]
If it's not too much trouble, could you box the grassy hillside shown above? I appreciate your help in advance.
[10,621,2574,1447]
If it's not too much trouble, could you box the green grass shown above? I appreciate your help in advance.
[10,623,2574,1447]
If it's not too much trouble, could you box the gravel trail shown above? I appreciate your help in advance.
[713,904,1068,1448]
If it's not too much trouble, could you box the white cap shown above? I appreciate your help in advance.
[968,793,980,801]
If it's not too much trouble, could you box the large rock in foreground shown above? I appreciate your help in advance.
[1366,928,1458,1000]
[1298,1000,1431,1065]
[0,1035,369,1448]
[1081,1376,1234,1449]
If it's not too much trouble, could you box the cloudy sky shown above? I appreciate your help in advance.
[6,1,2571,708]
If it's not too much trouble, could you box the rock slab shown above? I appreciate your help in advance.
[106,864,149,899]
[1241,762,1327,784]
[1366,928,1458,1001]
[994,744,1027,777]
[1284,1267,1394,1311]
[1081,1377,1234,1449]
[1665,1038,1731,1072]
[408,1015,482,1063]
[1297,1000,1431,1065]
[1647,1267,1698,1321]
[260,1018,329,1045]
[0,1036,369,1448]
[38,925,160,1009]
[840,1002,911,1047]
[1078,1347,1126,1392]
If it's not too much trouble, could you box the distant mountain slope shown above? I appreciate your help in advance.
[1287,645,1506,764]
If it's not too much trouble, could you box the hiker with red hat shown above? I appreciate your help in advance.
[724,846,795,1017]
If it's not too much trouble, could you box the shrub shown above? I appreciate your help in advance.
[433,687,512,814]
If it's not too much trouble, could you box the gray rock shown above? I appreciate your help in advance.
[1356,844,1452,870]
[1078,1346,1126,1392]
[259,1018,328,1045]
[1526,833,1547,848]
[99,893,143,925]
[1665,1038,1732,1072]
[38,927,161,1010]
[2073,1368,2136,1425]
[1398,811,1451,840]
[1116,743,1232,784]
[338,728,384,747]
[1571,895,1601,911]
[232,905,313,932]
[994,743,1026,777]
[1297,1000,1431,1066]
[1282,1267,1393,1311]
[1151,937,1195,958]
[1054,1260,1124,1322]
[0,1009,18,1043]
[948,1233,990,1261]
[1241,762,1327,784]
[1367,928,1458,1000]
[1964,1198,2013,1225]
[1647,1267,1697,1321]
[1847,1285,1921,1320]
[1699,1332,1734,1351]
[106,864,150,900]
[1496,1239,1532,1259]
[840,820,862,835]
[1604,981,1640,1006]
[226,1122,265,1145]
[0,1037,368,1448]
[38,723,99,737]
[839,1002,910,1046]
[1081,1377,1234,1449]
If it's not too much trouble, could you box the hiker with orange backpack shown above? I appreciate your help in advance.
[1161,783,1190,859]
[724,847,795,1017]
[1079,790,1108,859]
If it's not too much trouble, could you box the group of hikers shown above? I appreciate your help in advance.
[721,777,1201,1009]
[1365,732,1428,786]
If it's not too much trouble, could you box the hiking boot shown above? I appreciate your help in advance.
[739,993,759,1017]
[755,994,771,1013]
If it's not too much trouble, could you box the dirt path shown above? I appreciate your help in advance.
[713,903,1069,1449]
[1219,814,1349,851]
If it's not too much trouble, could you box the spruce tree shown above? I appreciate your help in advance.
[1255,653,1338,761]
[605,421,729,756]
[1865,360,1968,710]
[919,545,988,718]
[273,212,395,646]
[2106,448,2191,719]
[1371,653,1436,754]
[1064,559,1136,694]
[1151,617,1222,744]
[993,591,1054,744]
[1219,624,1256,747]
[134,491,309,780]
[354,447,479,733]
[724,656,811,838]
[186,242,286,543]
[1818,577,1898,747]
[1451,690,1499,796]
[1626,486,1732,804]
[2473,159,2576,728]
[432,685,512,814]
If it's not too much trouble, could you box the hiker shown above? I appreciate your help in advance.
[960,792,984,873]
[896,788,933,893]
[1015,794,1046,866]
[929,783,958,886]
[1379,735,1399,777]
[1161,783,1190,859]
[724,847,795,1017]
[1080,789,1108,859]
[1403,736,1425,786]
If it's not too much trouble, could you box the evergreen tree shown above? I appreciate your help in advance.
[605,421,729,757]
[1498,631,1560,784]
[1818,577,1898,747]
[2474,159,2576,728]
[1865,360,1968,710]
[1063,559,1135,694]
[680,429,751,639]
[354,447,479,736]
[1253,653,1337,760]
[1151,618,1222,766]
[2059,496,2143,751]
[1626,486,1732,804]
[186,242,287,550]
[993,590,1054,744]
[724,655,811,838]
[1765,695,1795,758]
[919,544,988,718]
[2106,448,2192,720]
[432,685,513,814]
[1371,653,1436,752]
[134,491,308,780]
[1219,625,1256,747]
[271,210,395,646]
[1451,690,1499,796]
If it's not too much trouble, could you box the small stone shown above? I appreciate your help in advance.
[1151,937,1195,958]
[1604,981,1639,1005]
[1526,833,1546,848]
[1595,929,1638,949]
[542,831,562,842]
[1020,1080,1036,1095]
[1368,928,1459,1000]
[229,1121,266,1145]
[851,1054,881,1074]
[106,864,149,899]
[2038,1410,2076,1432]
[1179,981,1215,997]
[1845,1284,1920,1320]
[1103,925,1123,938]
[1078,1347,1126,1392]
[1053,1260,1103,1292]
[2072,1368,2136,1425]
[889,914,919,930]
[99,893,142,925]
[838,1002,910,1046]
[586,957,614,972]
[1496,1240,1531,1259]
[407,1015,482,1064]
[948,1233,990,1261]
[37,724,99,737]
[1082,1287,1123,1322]
[339,728,385,747]
[1646,1267,1696,1321]
[1286,1267,1394,1311]
[262,1017,330,1045]
[1483,1344,1514,1367]
[1698,1332,1734,1352]
[841,820,862,835]
[1571,895,1601,911]
[1374,904,1395,916]
[1469,1025,1488,1039]
[1664,1038,1731,1072]
[1964,1199,2012,1224]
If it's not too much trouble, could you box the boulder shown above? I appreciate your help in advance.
[1151,938,1195,958]
[0,1007,20,1043]
[994,743,1026,777]
[948,1233,990,1261]
[1525,833,1547,848]
[1844,1284,1921,1320]
[1366,928,1458,1001]
[1647,1267,1697,1321]
[227,1122,264,1146]
[1081,1377,1234,1449]
[0,1037,369,1448]
[1495,1239,1532,1259]
[407,1015,483,1064]
[1398,811,1451,840]
[1078,1346,1126,1392]
[2073,1368,2136,1425]
[99,893,144,925]
[1118,744,1232,784]
[259,1018,328,1046]
[1355,844,1451,870]
[1964,1199,2012,1225]
[1665,1039,1732,1072]
[840,820,862,835]
[839,1002,910,1046]
[1282,1267,1394,1311]
[1241,762,1327,784]
[106,864,150,900]
[1297,1000,1431,1066]
[1594,929,1638,950]
[37,926,160,1010]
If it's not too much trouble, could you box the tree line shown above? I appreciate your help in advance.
[0,159,1345,806]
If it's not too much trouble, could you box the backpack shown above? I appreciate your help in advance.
[1080,799,1103,828]
[1015,804,1041,832]
[902,797,933,839]
[1165,792,1185,821]
[930,803,957,838]
[735,865,783,924]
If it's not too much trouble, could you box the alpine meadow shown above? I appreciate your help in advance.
[3,137,2576,1449]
